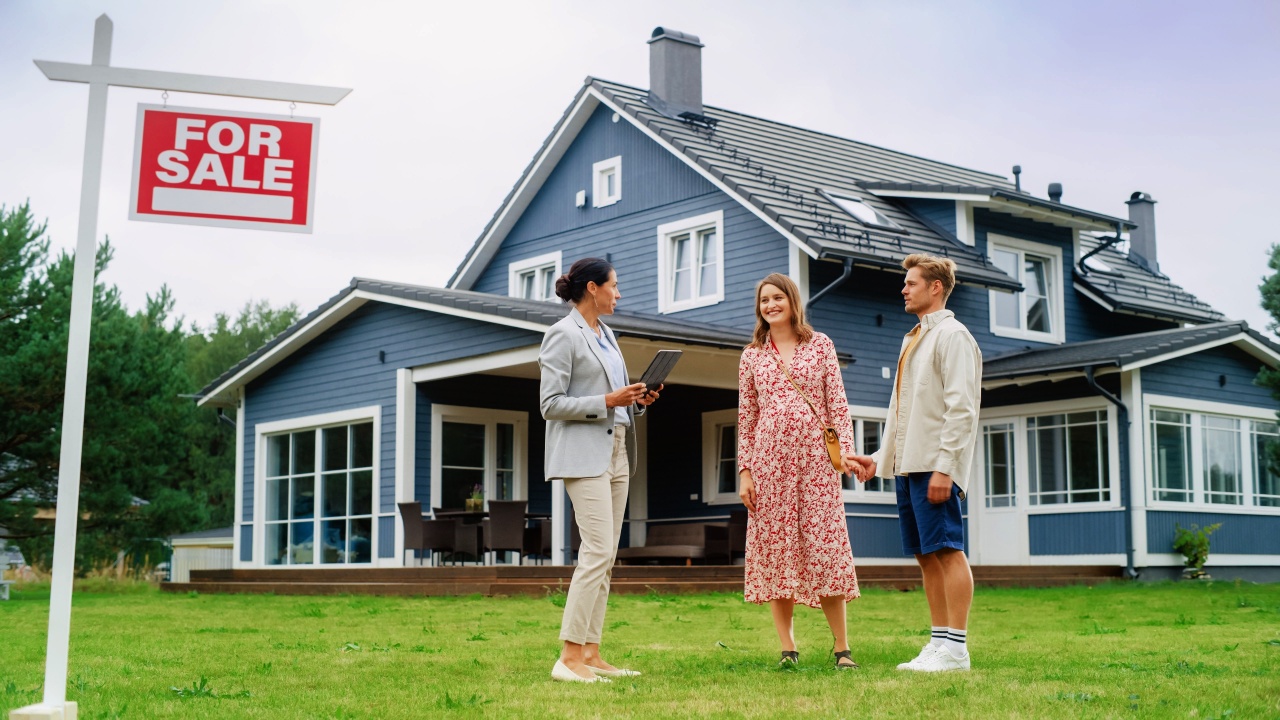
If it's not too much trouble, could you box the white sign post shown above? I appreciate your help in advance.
[13,15,350,720]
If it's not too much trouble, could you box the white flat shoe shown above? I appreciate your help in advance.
[552,659,604,683]
[588,665,641,678]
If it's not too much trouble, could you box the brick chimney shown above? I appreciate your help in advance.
[646,27,704,120]
[1126,192,1158,273]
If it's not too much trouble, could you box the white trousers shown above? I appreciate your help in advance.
[559,427,630,644]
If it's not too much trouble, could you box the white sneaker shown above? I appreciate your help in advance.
[896,643,942,670]
[910,647,970,672]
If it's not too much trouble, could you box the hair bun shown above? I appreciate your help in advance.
[553,273,574,302]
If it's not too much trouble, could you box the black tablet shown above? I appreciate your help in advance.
[638,350,682,391]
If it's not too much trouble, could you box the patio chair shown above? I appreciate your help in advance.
[482,500,529,565]
[399,501,458,566]
[522,520,553,565]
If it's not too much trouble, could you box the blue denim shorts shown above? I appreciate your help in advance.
[895,472,965,556]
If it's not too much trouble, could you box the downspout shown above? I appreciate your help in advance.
[808,256,853,307]
[1084,365,1138,579]
[1077,221,1126,275]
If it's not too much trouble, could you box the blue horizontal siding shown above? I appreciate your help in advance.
[849,516,904,558]
[900,198,956,236]
[378,516,395,559]
[239,525,252,562]
[1142,345,1274,407]
[243,302,542,526]
[1146,510,1280,556]
[1028,511,1125,555]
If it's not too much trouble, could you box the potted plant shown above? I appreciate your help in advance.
[465,484,484,513]
[1172,522,1222,579]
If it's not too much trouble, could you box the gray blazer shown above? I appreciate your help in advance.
[539,307,642,481]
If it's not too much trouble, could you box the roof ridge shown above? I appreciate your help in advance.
[591,78,1013,186]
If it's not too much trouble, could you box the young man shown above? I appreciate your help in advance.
[846,254,982,672]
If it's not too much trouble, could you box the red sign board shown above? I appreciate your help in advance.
[130,105,320,233]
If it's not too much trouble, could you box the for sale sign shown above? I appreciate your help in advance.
[130,105,320,233]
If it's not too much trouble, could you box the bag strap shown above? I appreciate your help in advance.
[772,349,828,428]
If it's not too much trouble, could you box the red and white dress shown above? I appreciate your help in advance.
[737,332,860,607]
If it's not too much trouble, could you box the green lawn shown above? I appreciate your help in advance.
[2,580,1278,719]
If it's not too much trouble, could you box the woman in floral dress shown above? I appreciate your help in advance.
[737,272,862,669]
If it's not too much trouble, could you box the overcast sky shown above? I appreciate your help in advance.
[2,1,1277,337]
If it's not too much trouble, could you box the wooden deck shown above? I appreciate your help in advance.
[162,564,1125,597]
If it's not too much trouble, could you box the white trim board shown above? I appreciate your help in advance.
[507,251,562,301]
[1121,332,1280,372]
[448,84,817,292]
[411,346,542,383]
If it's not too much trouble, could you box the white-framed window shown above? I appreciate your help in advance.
[987,234,1064,344]
[592,155,621,208]
[976,398,1119,513]
[982,422,1017,508]
[1027,410,1110,505]
[507,251,561,302]
[842,417,893,500]
[1148,397,1280,510]
[258,410,379,567]
[430,405,527,512]
[657,210,725,314]
[702,409,739,505]
[821,190,902,231]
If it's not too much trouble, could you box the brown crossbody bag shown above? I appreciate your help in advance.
[771,345,843,473]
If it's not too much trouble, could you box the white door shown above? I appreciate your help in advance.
[971,421,1029,565]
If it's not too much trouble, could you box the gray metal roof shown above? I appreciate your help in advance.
[196,279,763,401]
[859,181,1135,230]
[585,79,1023,291]
[983,321,1273,379]
[1074,235,1224,325]
[169,527,234,542]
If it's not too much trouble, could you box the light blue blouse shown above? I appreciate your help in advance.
[594,331,631,427]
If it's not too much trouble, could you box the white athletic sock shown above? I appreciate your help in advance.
[930,626,947,648]
[944,628,967,657]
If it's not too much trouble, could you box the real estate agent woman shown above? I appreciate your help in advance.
[539,256,661,684]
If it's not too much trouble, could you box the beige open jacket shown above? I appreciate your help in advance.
[871,309,983,493]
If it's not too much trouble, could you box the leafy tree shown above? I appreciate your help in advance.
[1257,244,1280,482]
[0,202,299,571]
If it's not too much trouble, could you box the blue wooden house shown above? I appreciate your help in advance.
[197,28,1280,581]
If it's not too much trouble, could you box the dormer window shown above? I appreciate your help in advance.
[822,190,902,231]
[987,234,1064,344]
[592,156,622,207]
[507,251,561,301]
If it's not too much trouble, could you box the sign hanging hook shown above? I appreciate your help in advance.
[161,90,168,108]
[289,101,296,118]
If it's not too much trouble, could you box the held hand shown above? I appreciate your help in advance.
[605,383,648,408]
[843,454,876,482]
[927,471,952,504]
[738,469,757,513]
[636,383,663,406]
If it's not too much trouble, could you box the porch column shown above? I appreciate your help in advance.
[552,481,571,565]
[394,368,416,566]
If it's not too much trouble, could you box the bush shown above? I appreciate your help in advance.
[1172,522,1222,577]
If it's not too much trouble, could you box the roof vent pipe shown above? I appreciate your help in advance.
[1047,182,1063,203]
[1012,165,1022,193]
[646,27,705,120]
[1126,191,1159,273]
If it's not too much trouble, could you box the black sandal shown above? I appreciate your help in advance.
[778,650,799,668]
[834,650,859,670]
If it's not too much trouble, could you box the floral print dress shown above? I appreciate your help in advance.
[737,332,860,607]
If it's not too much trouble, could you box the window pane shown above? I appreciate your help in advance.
[672,235,691,302]
[323,426,347,471]
[291,477,315,520]
[351,422,374,468]
[1204,417,1242,504]
[265,523,288,565]
[991,248,1018,276]
[1068,423,1102,501]
[441,422,485,468]
[1152,420,1192,502]
[290,521,314,565]
[441,468,484,510]
[1024,256,1051,333]
[266,478,289,521]
[1254,428,1280,506]
[985,424,1015,508]
[1032,425,1068,504]
[496,423,514,470]
[993,290,1019,329]
[267,435,289,477]
[698,230,718,297]
[321,519,345,564]
[349,518,373,564]
[519,272,535,300]
[496,470,515,501]
[541,267,555,301]
[718,458,737,495]
[322,473,347,518]
[350,470,373,516]
[605,170,616,197]
[862,421,882,457]
[717,424,736,494]
[1154,409,1188,424]
[292,431,315,475]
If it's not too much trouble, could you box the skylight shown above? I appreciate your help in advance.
[824,191,902,230]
